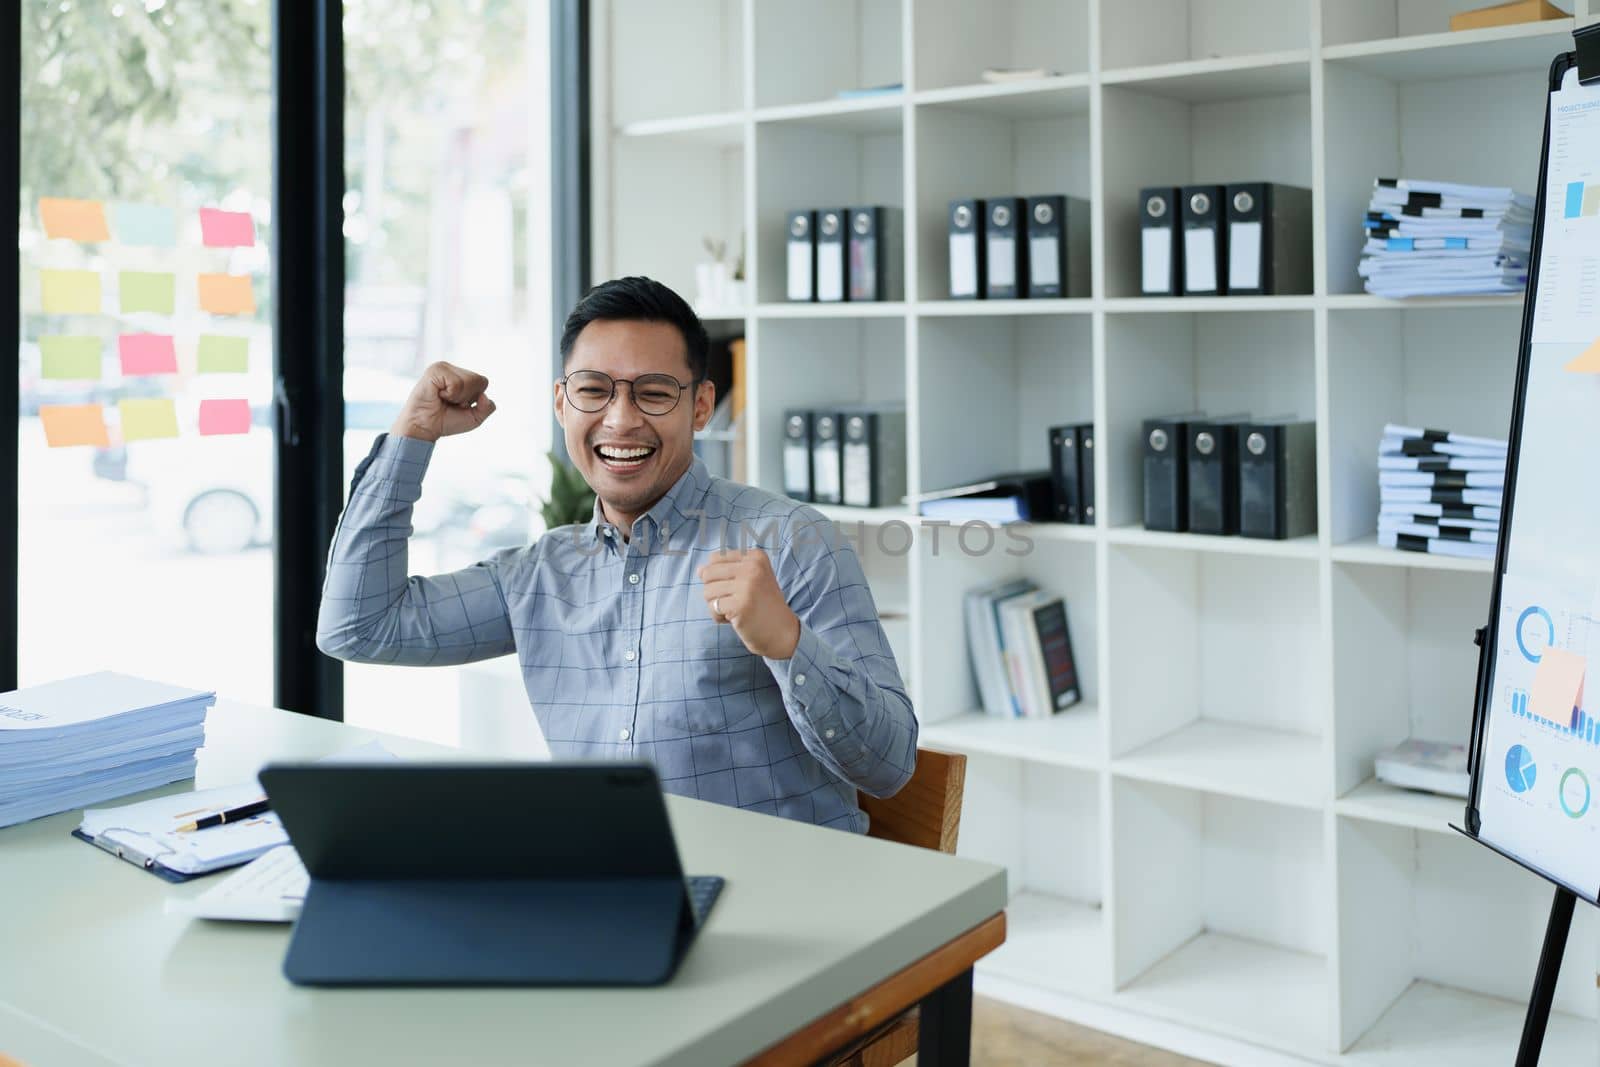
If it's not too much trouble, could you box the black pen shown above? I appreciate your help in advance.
[176,798,272,833]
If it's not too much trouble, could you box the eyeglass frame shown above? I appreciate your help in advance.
[556,369,704,416]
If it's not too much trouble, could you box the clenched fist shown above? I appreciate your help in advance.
[390,361,497,443]
[697,549,801,660]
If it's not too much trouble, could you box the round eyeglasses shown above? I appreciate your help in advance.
[559,370,696,416]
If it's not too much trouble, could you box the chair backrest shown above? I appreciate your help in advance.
[860,748,966,854]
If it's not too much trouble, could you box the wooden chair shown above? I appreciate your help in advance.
[827,748,968,1067]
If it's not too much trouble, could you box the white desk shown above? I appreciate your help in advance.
[0,701,1006,1067]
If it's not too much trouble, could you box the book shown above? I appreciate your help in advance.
[1029,598,1081,712]
[1374,739,1469,798]
[965,578,1034,717]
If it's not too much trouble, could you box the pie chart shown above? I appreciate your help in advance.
[1561,767,1591,818]
[1506,744,1537,793]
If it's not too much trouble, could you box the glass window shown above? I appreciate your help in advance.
[341,0,554,746]
[18,0,275,702]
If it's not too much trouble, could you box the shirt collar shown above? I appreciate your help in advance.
[587,456,711,545]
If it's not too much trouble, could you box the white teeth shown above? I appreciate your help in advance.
[598,445,653,460]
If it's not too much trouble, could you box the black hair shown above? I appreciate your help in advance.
[558,276,709,382]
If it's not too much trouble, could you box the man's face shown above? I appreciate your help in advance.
[555,318,714,523]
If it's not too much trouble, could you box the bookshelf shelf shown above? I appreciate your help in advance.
[1099,50,1314,102]
[1331,535,1494,574]
[1112,720,1325,811]
[1117,933,1330,1056]
[1322,19,1577,82]
[593,2,1595,1062]
[920,708,1102,770]
[1335,778,1461,836]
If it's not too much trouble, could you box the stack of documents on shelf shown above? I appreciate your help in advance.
[1374,738,1469,798]
[1378,424,1506,560]
[964,579,1081,718]
[1359,178,1533,298]
[0,672,214,829]
[914,471,1054,524]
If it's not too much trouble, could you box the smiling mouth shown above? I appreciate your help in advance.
[593,443,658,472]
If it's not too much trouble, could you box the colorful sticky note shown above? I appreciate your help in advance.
[39,197,110,242]
[198,398,252,436]
[110,202,177,247]
[1563,336,1600,374]
[197,334,250,374]
[1531,646,1587,726]
[39,404,110,448]
[40,269,101,314]
[117,333,178,376]
[39,336,103,380]
[197,273,255,316]
[199,208,255,248]
[118,397,180,442]
[119,271,176,315]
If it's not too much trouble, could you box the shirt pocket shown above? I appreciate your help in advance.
[653,619,771,734]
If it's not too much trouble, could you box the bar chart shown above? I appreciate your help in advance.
[1563,180,1600,220]
[1508,687,1600,746]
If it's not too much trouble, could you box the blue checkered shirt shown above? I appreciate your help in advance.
[317,435,918,832]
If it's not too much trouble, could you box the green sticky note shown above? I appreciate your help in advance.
[118,397,180,441]
[197,334,249,374]
[119,271,176,314]
[39,336,103,380]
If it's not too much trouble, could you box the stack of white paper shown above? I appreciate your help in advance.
[1359,179,1533,298]
[1377,424,1506,561]
[0,671,214,828]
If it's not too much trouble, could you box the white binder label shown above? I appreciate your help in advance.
[1184,227,1218,292]
[987,237,1015,288]
[817,245,844,301]
[949,232,977,297]
[783,444,810,493]
[1029,236,1060,289]
[813,444,841,500]
[1142,228,1171,293]
[786,241,813,301]
[1228,221,1262,291]
[843,443,870,506]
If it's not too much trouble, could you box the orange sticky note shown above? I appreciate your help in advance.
[197,273,255,316]
[39,197,110,242]
[198,398,252,436]
[198,208,255,247]
[39,404,110,448]
[1564,337,1600,375]
[1531,646,1587,726]
[118,397,180,442]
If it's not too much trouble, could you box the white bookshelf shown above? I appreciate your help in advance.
[592,2,1600,1063]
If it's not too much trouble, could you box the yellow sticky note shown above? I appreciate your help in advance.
[39,336,103,380]
[1564,337,1600,374]
[39,404,110,448]
[118,397,180,442]
[119,271,176,315]
[39,197,111,242]
[197,273,255,316]
[1531,646,1587,726]
[40,269,102,314]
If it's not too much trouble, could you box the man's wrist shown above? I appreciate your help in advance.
[388,418,439,444]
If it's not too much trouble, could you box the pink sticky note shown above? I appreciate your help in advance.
[198,398,252,436]
[199,208,255,248]
[117,333,178,376]
[1531,646,1587,726]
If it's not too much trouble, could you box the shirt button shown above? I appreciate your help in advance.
[795,673,807,686]
[619,728,631,741]
[624,649,636,662]
[824,728,836,740]
[628,573,640,585]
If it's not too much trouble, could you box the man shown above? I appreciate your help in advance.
[317,276,917,831]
